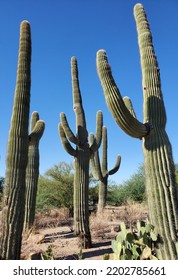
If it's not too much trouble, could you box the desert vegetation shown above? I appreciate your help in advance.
[0,3,178,260]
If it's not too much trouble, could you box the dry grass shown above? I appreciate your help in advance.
[90,201,148,239]
[112,200,148,229]
[34,207,73,230]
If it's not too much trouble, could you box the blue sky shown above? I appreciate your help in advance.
[0,0,178,184]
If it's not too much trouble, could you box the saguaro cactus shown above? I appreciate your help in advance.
[23,111,45,231]
[59,56,103,248]
[96,3,178,259]
[90,126,121,214]
[0,21,31,259]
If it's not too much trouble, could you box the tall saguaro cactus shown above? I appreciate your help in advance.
[96,4,178,259]
[23,111,45,231]
[59,57,103,248]
[90,126,121,214]
[0,21,31,259]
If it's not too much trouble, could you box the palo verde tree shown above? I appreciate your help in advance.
[0,21,31,259]
[59,57,103,248]
[96,3,178,259]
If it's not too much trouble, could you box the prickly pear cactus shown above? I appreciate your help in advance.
[112,221,160,260]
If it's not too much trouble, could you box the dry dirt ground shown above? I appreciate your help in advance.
[20,203,148,260]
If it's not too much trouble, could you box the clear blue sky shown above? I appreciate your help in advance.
[0,0,178,184]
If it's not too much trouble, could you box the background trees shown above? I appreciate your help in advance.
[36,162,74,214]
[2,161,177,214]
[107,165,146,206]
[36,162,146,213]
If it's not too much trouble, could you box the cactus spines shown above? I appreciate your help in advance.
[23,111,45,231]
[0,20,31,259]
[59,56,103,248]
[90,126,121,213]
[96,4,178,259]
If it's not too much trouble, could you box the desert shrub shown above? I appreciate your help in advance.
[107,165,146,205]
[36,162,74,213]
[36,176,73,213]
[112,201,148,229]
[34,208,72,229]
[36,163,99,213]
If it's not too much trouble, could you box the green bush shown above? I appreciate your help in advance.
[36,162,74,213]
[107,165,146,205]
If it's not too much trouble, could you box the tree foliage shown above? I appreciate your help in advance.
[36,162,178,212]
[36,162,74,213]
[107,165,146,205]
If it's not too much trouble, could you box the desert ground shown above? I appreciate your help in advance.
[19,203,148,260]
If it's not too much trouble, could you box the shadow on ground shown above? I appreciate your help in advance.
[56,240,113,260]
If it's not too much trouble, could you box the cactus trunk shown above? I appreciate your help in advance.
[0,21,31,259]
[135,4,178,259]
[24,139,39,229]
[23,112,45,231]
[90,126,121,214]
[97,177,108,213]
[74,147,91,247]
[96,3,178,259]
[59,57,103,248]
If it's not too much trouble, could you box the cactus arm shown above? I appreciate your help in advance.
[60,112,79,145]
[30,111,39,131]
[108,155,121,175]
[90,155,101,180]
[95,110,103,148]
[29,120,45,142]
[101,126,108,176]
[90,134,103,181]
[89,132,95,148]
[0,21,31,260]
[58,123,76,156]
[90,110,103,153]
[123,96,137,118]
[96,49,150,139]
